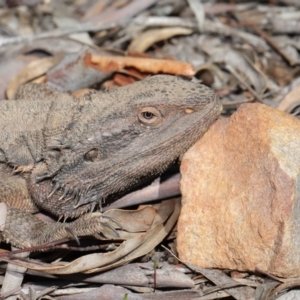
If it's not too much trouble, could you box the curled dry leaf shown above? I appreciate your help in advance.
[277,83,300,113]
[127,27,193,53]
[56,284,201,300]
[105,173,181,211]
[204,19,269,53]
[85,262,195,288]
[228,52,267,95]
[264,279,300,300]
[186,264,255,299]
[268,19,300,34]
[103,206,157,234]
[87,0,158,25]
[208,46,267,96]
[21,37,90,56]
[1,248,28,299]
[46,48,112,92]
[6,56,62,100]
[0,55,37,99]
[187,0,205,31]
[81,0,106,21]
[2,199,180,275]
[85,52,195,77]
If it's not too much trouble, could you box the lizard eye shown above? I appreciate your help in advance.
[138,107,163,127]
[84,148,99,162]
[142,111,154,119]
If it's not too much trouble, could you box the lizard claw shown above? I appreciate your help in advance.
[64,226,80,245]
[74,193,86,209]
[102,215,123,231]
[95,215,123,238]
[59,188,69,201]
[47,182,61,199]
[101,221,120,237]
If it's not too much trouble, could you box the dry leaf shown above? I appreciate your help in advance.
[186,265,255,300]
[6,56,62,100]
[46,49,110,92]
[103,206,157,233]
[277,83,300,112]
[85,52,195,76]
[128,27,193,53]
[1,199,180,275]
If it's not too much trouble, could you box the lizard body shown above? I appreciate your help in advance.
[0,75,221,248]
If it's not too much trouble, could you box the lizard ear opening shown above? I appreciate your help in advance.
[138,107,163,128]
[84,148,99,163]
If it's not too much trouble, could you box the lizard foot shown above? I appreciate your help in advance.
[0,203,121,249]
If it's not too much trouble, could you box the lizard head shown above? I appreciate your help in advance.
[33,75,221,218]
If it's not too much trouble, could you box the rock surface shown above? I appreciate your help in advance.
[178,103,300,277]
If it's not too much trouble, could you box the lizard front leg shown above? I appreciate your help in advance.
[0,166,38,213]
[0,204,115,248]
[0,166,116,249]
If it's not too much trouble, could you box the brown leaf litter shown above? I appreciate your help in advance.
[1,0,300,299]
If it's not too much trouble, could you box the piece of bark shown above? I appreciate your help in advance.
[178,103,300,278]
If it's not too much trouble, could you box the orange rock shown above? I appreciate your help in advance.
[178,103,300,278]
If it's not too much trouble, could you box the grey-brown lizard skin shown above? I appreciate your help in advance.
[0,75,221,248]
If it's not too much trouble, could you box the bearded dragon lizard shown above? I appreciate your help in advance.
[0,75,221,248]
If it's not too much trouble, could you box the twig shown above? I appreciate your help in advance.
[0,22,117,47]
[226,64,264,103]
[251,26,296,66]
[255,267,284,283]
[187,0,205,31]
